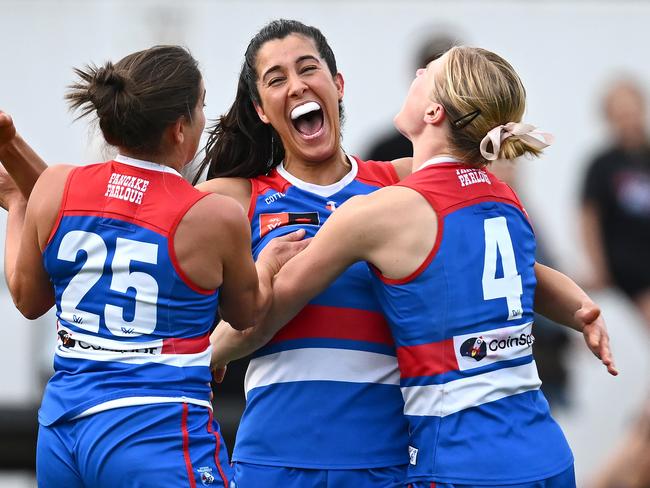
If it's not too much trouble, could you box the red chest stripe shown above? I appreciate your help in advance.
[161,333,210,354]
[269,304,393,345]
[397,339,459,378]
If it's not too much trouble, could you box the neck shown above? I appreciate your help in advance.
[282,148,350,185]
[119,148,185,173]
[410,132,456,172]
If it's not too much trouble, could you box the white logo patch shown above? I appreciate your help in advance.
[408,445,419,465]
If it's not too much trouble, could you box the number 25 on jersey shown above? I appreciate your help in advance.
[57,230,159,337]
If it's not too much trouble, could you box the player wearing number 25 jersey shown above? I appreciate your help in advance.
[42,156,218,423]
[38,155,233,487]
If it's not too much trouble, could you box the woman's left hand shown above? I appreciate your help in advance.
[0,112,16,150]
[576,304,618,376]
[0,164,25,210]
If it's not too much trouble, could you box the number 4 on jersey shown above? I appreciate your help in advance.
[482,217,523,320]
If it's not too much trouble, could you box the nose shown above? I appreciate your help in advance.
[416,68,426,77]
[287,73,308,97]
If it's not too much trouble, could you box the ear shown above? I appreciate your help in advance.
[254,102,271,125]
[170,117,185,145]
[334,72,344,100]
[423,102,445,126]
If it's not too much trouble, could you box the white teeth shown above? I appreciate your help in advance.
[290,101,321,120]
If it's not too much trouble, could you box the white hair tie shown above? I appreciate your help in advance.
[479,122,554,161]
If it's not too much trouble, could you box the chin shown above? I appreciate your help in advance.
[300,143,338,163]
[393,114,407,136]
[394,122,411,140]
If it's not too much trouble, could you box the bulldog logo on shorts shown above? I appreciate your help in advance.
[197,466,215,485]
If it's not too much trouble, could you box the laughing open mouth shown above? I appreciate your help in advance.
[290,101,324,137]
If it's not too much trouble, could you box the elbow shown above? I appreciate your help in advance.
[11,285,51,320]
[220,309,256,332]
[220,297,268,332]
[14,299,48,320]
[223,314,274,350]
[227,319,254,332]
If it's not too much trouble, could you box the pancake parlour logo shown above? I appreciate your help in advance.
[105,172,150,204]
[460,336,487,361]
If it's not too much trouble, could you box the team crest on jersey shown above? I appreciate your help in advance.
[460,336,487,361]
[259,212,320,238]
[408,445,419,465]
[197,466,215,485]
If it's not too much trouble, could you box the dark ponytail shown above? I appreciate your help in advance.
[193,19,340,183]
[66,45,201,155]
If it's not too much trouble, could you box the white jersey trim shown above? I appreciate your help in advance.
[245,347,399,398]
[402,361,541,418]
[276,154,358,198]
[114,154,183,177]
[72,396,213,420]
[416,156,461,172]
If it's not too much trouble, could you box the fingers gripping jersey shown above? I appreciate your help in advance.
[370,159,573,484]
[234,156,410,469]
[40,156,219,426]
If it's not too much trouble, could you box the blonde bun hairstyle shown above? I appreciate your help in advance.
[430,46,544,166]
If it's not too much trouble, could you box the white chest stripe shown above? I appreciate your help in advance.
[401,361,541,417]
[245,348,399,398]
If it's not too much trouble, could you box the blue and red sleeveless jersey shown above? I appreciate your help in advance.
[234,156,409,468]
[370,158,573,484]
[40,155,219,426]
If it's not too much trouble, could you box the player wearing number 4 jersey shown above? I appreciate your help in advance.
[264,46,617,487]
[0,46,305,488]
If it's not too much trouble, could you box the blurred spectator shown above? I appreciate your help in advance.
[366,31,460,161]
[580,78,650,332]
[580,76,650,488]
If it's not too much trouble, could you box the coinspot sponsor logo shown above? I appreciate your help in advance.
[460,333,534,362]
